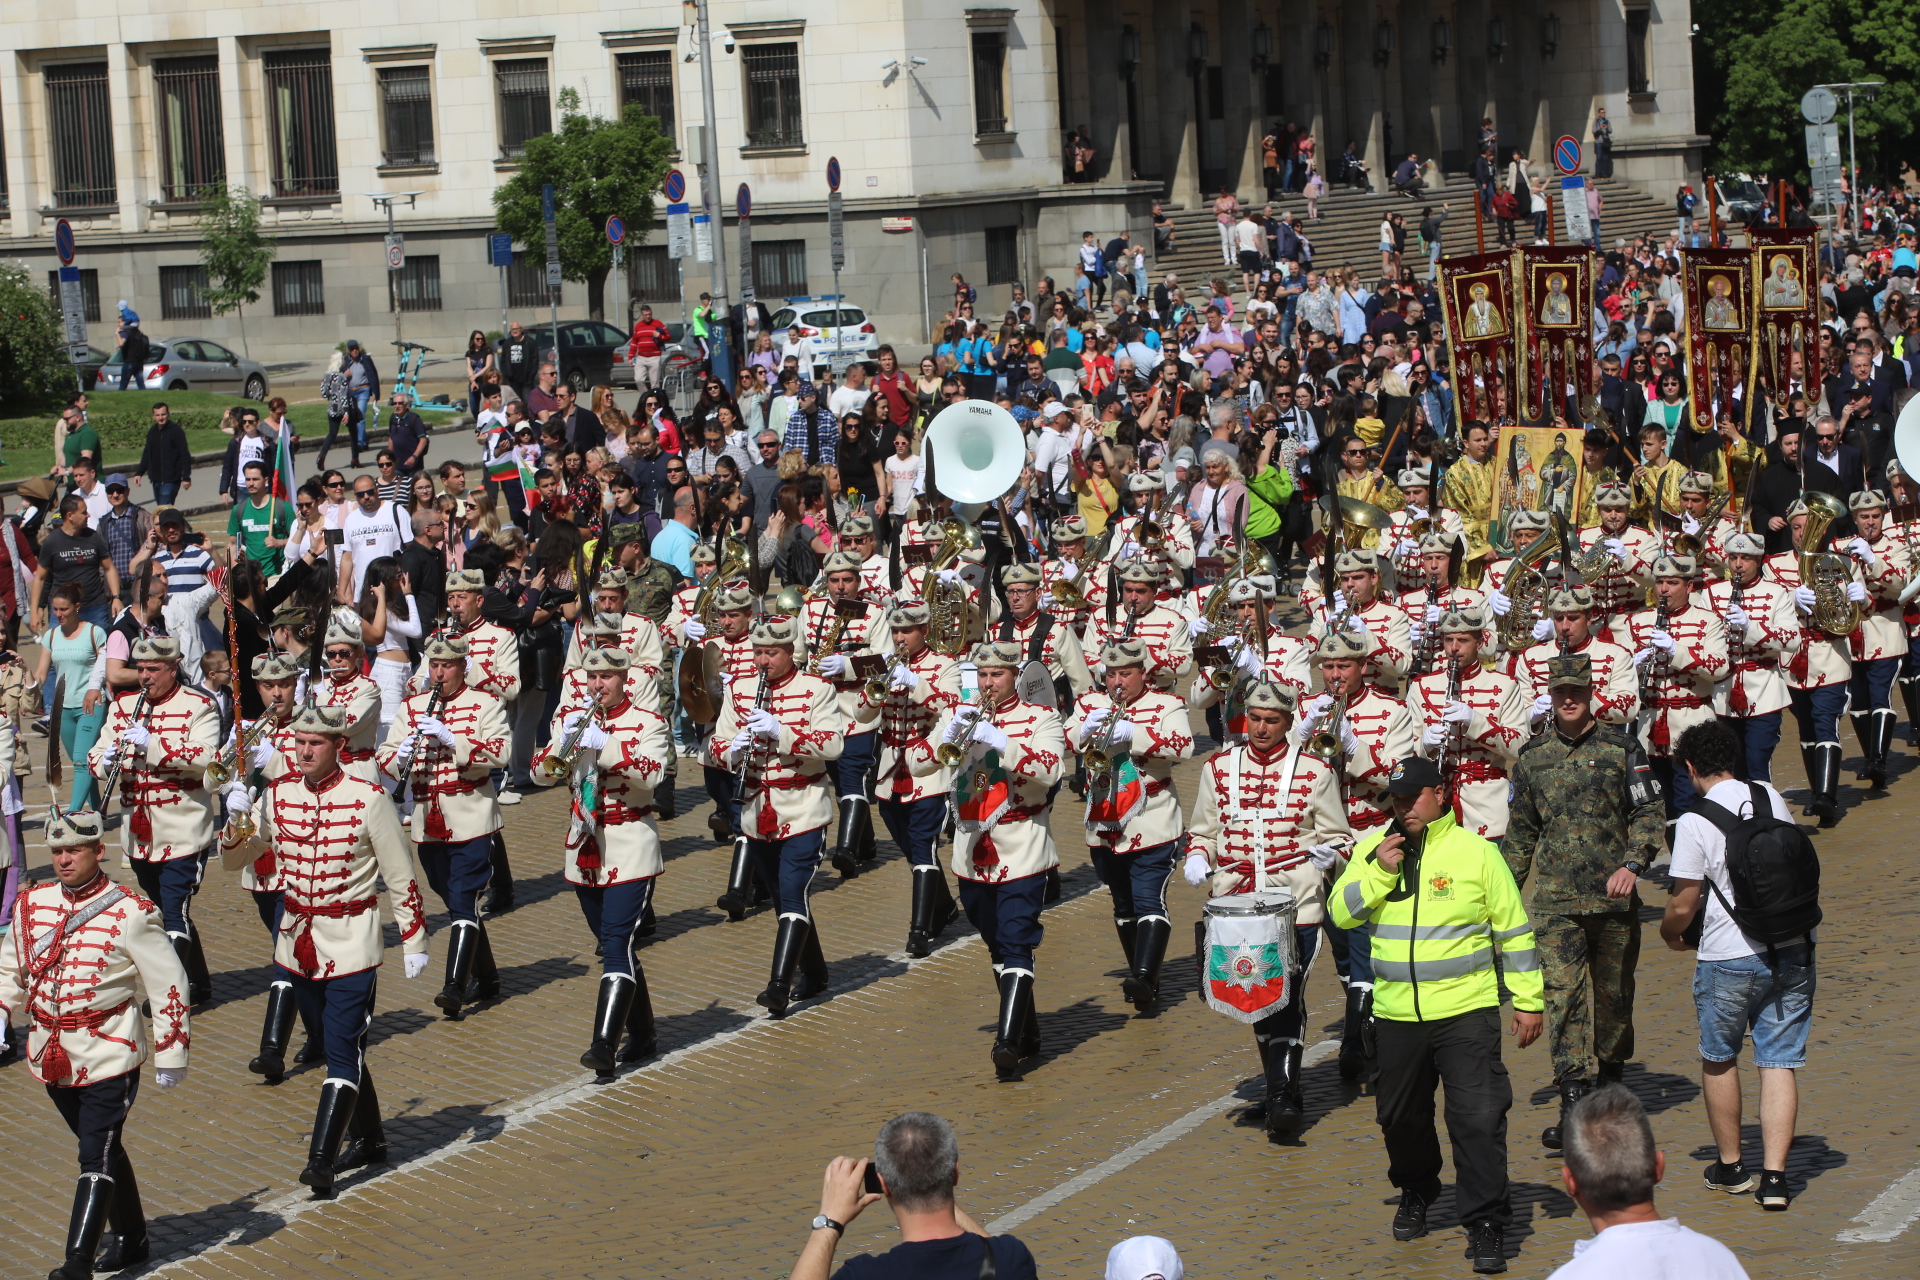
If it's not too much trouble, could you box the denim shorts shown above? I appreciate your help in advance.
[1693,944,1815,1069]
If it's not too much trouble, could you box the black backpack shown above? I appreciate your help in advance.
[1695,781,1822,956]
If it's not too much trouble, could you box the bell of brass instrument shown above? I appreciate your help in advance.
[1494,524,1563,652]
[920,516,981,657]
[1304,689,1350,762]
[936,702,993,767]
[1673,491,1730,559]
[1082,685,1132,778]
[1337,495,1393,551]
[1049,571,1089,612]
[1799,491,1861,636]
[1197,573,1242,690]
[534,703,606,785]
[206,714,277,792]
[772,583,813,617]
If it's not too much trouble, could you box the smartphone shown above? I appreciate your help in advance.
[862,1163,883,1195]
[325,528,345,546]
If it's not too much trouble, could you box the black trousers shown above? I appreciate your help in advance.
[48,1072,139,1176]
[1373,1006,1513,1228]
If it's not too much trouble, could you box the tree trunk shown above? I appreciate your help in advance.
[586,266,610,322]
[237,303,251,360]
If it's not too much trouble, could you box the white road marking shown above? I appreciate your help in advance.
[1837,1165,1920,1242]
[987,1039,1339,1233]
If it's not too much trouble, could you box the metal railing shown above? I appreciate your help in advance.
[45,62,115,208]
[155,56,225,202]
[264,49,339,197]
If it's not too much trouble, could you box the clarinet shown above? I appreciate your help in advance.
[1441,657,1463,797]
[95,691,150,816]
[734,669,776,820]
[392,628,448,805]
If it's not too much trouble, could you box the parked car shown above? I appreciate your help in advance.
[97,337,271,399]
[71,345,112,389]
[510,318,631,392]
[609,320,688,389]
[767,296,878,368]
[1713,173,1767,226]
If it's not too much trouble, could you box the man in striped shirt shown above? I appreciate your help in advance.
[139,507,219,654]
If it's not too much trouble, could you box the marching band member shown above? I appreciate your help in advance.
[826,514,890,604]
[556,614,655,717]
[1887,460,1920,733]
[693,584,763,856]
[1103,473,1196,582]
[1041,514,1101,636]
[1483,510,1551,599]
[1399,532,1486,682]
[1066,637,1194,1013]
[1844,490,1910,788]
[314,617,381,783]
[565,569,667,701]
[1624,554,1730,836]
[1184,680,1351,1139]
[1676,471,1737,582]
[859,602,964,954]
[445,566,523,907]
[712,614,844,1018]
[2,809,190,1280]
[1708,533,1796,782]
[1576,483,1658,640]
[665,543,721,642]
[899,494,989,640]
[1407,609,1529,840]
[1083,560,1195,691]
[1308,549,1411,694]
[87,635,221,1007]
[1503,585,1638,731]
[992,563,1095,708]
[1439,421,1498,584]
[374,634,510,1021]
[531,649,670,1076]
[1189,577,1312,742]
[1383,466,1463,594]
[919,640,1066,1072]
[799,550,889,877]
[1770,501,1858,822]
[220,705,430,1197]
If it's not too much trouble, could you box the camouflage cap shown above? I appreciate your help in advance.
[1724,531,1767,558]
[1000,563,1043,586]
[252,651,301,681]
[1548,584,1596,613]
[1850,488,1889,512]
[889,601,931,628]
[130,635,182,663]
[714,584,756,612]
[324,616,365,647]
[1678,470,1716,496]
[1242,679,1298,713]
[1545,652,1595,690]
[607,522,644,546]
[289,704,352,735]
[969,639,1025,669]
[46,808,106,849]
[748,615,799,647]
[1099,637,1151,668]
[269,604,309,632]
[1594,482,1633,510]
[580,647,632,672]
[423,634,471,661]
[1437,607,1487,635]
[823,550,865,574]
[445,568,487,594]
[1650,553,1697,579]
[1333,548,1384,575]
[1508,510,1549,533]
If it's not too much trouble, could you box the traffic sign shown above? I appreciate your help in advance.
[1554,136,1582,176]
[58,265,87,347]
[541,184,556,222]
[693,212,713,263]
[826,156,842,193]
[663,169,687,203]
[488,233,514,268]
[385,234,405,271]
[1560,175,1592,244]
[67,342,90,367]
[54,219,76,265]
[1802,86,1838,125]
[542,182,561,290]
[606,215,626,246]
[666,203,692,259]
[736,183,752,220]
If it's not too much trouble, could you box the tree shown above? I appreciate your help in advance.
[0,262,77,407]
[492,89,675,324]
[196,184,276,357]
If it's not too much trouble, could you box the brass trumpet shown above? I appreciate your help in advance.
[1304,690,1350,762]
[1673,492,1730,560]
[205,715,277,792]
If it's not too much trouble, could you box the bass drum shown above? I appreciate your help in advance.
[1197,890,1299,1024]
[1014,659,1057,710]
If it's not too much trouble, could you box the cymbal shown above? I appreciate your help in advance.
[1338,496,1393,530]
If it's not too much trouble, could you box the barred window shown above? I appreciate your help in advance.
[1625,9,1652,94]
[496,58,551,158]
[742,43,803,149]
[272,260,325,316]
[379,65,434,167]
[616,50,675,139]
[45,62,115,208]
[396,255,442,312]
[153,56,224,203]
[263,49,339,197]
[971,32,1007,135]
[46,268,102,322]
[753,239,808,297]
[160,265,213,320]
[985,226,1019,286]
[507,250,554,307]
[628,244,676,303]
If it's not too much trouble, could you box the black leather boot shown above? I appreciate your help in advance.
[293,1011,325,1065]
[1541,1077,1589,1151]
[249,980,300,1080]
[658,769,678,819]
[906,868,942,958]
[95,1151,148,1272]
[1902,676,1920,745]
[434,923,480,1018]
[757,916,808,1018]
[184,922,213,1006]
[469,924,502,1003]
[620,967,658,1062]
[1849,712,1873,779]
[580,974,636,1075]
[168,934,199,1009]
[1810,742,1842,822]
[1114,917,1138,973]
[49,1174,112,1280]
[794,920,830,1000]
[1798,744,1819,816]
[336,1070,388,1171]
[990,969,1035,1071]
[830,797,867,878]
[1121,917,1172,1012]
[1265,1039,1305,1139]
[298,1080,358,1195]
[706,807,734,843]
[716,837,756,920]
[1020,983,1042,1058]
[1042,866,1062,904]
[1338,984,1368,1080]
[858,803,878,863]
[1870,708,1898,788]
[484,833,516,914]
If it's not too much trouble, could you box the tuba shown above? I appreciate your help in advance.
[918,400,1025,656]
[1494,524,1563,652]
[1799,492,1861,636]
[919,516,982,656]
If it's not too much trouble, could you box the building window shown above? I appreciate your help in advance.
[154,56,224,204]
[1262,65,1285,118]
[396,256,442,312]
[628,245,676,302]
[159,265,213,320]
[44,62,115,208]
[378,65,434,167]
[507,250,553,306]
[985,226,1019,285]
[271,260,325,316]
[263,49,339,197]
[616,50,675,140]
[753,239,807,297]
[1624,9,1652,94]
[742,43,803,148]
[971,32,1008,135]
[496,58,551,158]
[46,268,102,323]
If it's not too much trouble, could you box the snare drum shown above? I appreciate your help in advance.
[1198,890,1299,1024]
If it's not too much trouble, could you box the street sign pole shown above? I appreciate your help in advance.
[543,183,561,377]
[827,157,845,369]
[489,232,515,338]
[694,0,734,386]
[1552,136,1590,247]
[663,169,692,343]
[737,185,757,351]
[55,219,87,391]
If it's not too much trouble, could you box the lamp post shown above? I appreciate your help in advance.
[1541,13,1560,58]
[1431,17,1451,63]
[1375,20,1395,67]
[1315,20,1335,69]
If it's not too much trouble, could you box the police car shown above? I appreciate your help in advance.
[767,296,878,370]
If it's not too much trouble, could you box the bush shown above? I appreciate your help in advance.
[0,410,229,451]
[0,261,76,409]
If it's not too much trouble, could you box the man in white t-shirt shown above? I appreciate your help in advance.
[1029,403,1087,517]
[1547,1084,1749,1279]
[828,361,872,420]
[1660,720,1815,1212]
[336,474,410,603]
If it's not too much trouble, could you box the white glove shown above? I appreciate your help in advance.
[1328,589,1349,616]
[1187,615,1210,639]
[1182,852,1211,885]
[1408,623,1423,646]
[1338,718,1362,758]
[1487,589,1511,616]
[729,729,755,754]
[1725,605,1750,632]
[394,732,420,760]
[418,716,455,747]
[576,723,609,751]
[1301,693,1333,723]
[119,724,152,750]
[1123,540,1142,559]
[1080,706,1112,746]
[719,671,737,685]
[1395,538,1419,558]
[247,740,275,772]
[1682,513,1702,536]
[973,721,1010,755]
[224,781,252,810]
[943,708,980,743]
[1847,580,1869,603]
[937,568,963,586]
[403,952,431,979]
[1793,585,1817,613]
[1308,842,1344,871]
[1442,699,1474,725]
[1631,648,1653,667]
[746,708,782,738]
[1531,618,1555,642]
[818,653,849,678]
[683,619,708,643]
[1425,603,1443,625]
[1604,538,1627,557]
[1649,630,1677,653]
[154,1066,187,1089]
[889,664,919,691]
[1107,719,1137,750]
[1344,615,1372,639]
[1233,644,1263,676]
[1422,721,1450,747]
[1530,692,1554,721]
[1848,537,1876,566]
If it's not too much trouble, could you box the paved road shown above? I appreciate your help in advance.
[1,686,1916,1278]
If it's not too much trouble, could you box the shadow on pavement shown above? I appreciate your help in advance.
[1686,1127,1848,1198]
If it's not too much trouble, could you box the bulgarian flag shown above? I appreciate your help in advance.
[270,426,298,502]
[488,452,534,490]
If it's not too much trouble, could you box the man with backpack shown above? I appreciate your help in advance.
[1661,720,1820,1212]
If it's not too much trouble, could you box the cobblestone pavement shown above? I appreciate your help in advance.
[2,722,1917,1280]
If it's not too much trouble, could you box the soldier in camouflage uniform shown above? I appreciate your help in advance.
[1503,653,1666,1152]
[609,523,679,626]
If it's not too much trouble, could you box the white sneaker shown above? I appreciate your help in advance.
[497,787,523,806]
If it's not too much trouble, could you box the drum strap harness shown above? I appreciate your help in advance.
[1227,740,1305,888]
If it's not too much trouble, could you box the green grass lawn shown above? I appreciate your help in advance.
[0,391,335,482]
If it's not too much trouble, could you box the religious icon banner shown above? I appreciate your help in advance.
[1747,227,1819,421]
[1493,422,1585,547]
[1438,250,1520,425]
[1516,247,1595,423]
[1680,248,1756,433]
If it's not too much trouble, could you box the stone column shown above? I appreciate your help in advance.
[1397,0,1434,160]
[1154,0,1202,205]
[106,45,141,230]
[1341,0,1376,170]
[1085,0,1127,182]
[1220,0,1260,197]
[0,52,34,234]
[1379,0,1407,176]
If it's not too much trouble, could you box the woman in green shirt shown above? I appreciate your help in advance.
[29,585,108,812]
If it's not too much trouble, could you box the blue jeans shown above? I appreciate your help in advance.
[284,964,379,1084]
[878,794,946,869]
[117,362,142,390]
[1722,711,1783,782]
[1693,944,1815,1069]
[152,482,181,506]
[1090,838,1177,924]
[350,389,375,452]
[78,603,111,632]
[959,871,1048,972]
[130,852,207,935]
[417,835,495,926]
[747,826,825,917]
[575,879,655,977]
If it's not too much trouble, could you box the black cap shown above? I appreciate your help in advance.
[1383,756,1446,796]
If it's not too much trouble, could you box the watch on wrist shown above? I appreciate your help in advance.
[811,1214,845,1235]
[1623,859,1647,876]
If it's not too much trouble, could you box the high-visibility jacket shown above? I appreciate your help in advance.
[1329,810,1543,1022]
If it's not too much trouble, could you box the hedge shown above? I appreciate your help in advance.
[0,411,232,451]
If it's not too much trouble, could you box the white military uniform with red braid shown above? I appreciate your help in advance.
[89,683,221,861]
[374,686,510,842]
[1383,508,1465,593]
[315,670,382,782]
[1100,508,1199,576]
[1083,602,1195,689]
[1849,533,1911,663]
[1706,575,1796,718]
[1407,661,1531,838]
[234,707,302,894]
[533,696,672,885]
[918,696,1066,882]
[554,662,659,722]
[1506,635,1640,725]
[564,612,667,683]
[1064,687,1194,853]
[1623,600,1729,755]
[1692,515,1743,583]
[899,516,989,618]
[665,581,705,643]
[795,594,890,721]
[710,666,845,838]
[219,769,428,979]
[1324,685,1421,834]
[1577,525,1660,637]
[856,553,892,604]
[707,630,760,685]
[0,875,190,1086]
[1040,556,1098,635]
[1188,742,1351,923]
[453,616,522,702]
[1764,552,1854,690]
[1400,584,1491,680]
[857,647,963,803]
[1892,504,1920,643]
[1193,636,1318,736]
[1308,598,1412,692]
[991,607,1096,701]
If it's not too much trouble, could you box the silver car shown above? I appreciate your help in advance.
[97,336,271,400]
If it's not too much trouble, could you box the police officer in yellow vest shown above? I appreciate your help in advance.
[1329,755,1544,1276]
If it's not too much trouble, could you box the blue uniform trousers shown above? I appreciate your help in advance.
[575,878,656,977]
[1089,838,1177,923]
[959,872,1048,973]
[282,964,378,1085]
[747,827,825,918]
[417,835,494,926]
